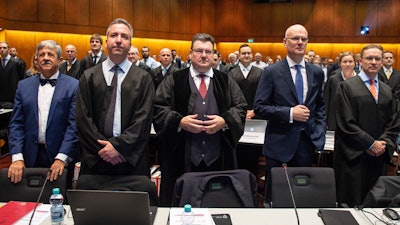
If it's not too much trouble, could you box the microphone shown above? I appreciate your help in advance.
[28,170,50,225]
[282,163,300,225]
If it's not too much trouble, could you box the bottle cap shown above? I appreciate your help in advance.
[52,188,61,194]
[184,204,192,212]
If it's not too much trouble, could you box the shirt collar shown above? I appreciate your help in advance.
[92,52,102,58]
[3,54,11,61]
[40,71,59,79]
[162,63,171,71]
[239,63,252,71]
[384,67,392,73]
[358,70,377,83]
[105,58,132,73]
[286,56,306,68]
[190,66,214,79]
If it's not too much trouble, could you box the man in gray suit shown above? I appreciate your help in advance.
[59,44,81,79]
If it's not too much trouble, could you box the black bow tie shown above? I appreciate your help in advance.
[40,78,57,87]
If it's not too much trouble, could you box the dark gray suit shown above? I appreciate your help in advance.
[378,67,400,99]
[59,59,81,79]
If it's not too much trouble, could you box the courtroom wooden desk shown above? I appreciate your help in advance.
[6,204,399,225]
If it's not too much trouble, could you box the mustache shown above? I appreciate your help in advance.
[41,61,52,65]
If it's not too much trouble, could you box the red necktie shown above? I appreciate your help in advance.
[199,74,207,99]
[370,79,377,100]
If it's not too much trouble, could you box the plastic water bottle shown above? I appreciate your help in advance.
[181,204,194,225]
[49,188,64,225]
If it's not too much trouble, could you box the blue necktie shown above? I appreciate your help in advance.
[295,64,303,104]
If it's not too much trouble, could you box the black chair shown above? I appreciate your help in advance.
[271,167,337,208]
[0,168,68,203]
[76,174,159,206]
[362,176,400,208]
[172,169,258,208]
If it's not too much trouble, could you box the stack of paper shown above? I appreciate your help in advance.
[169,207,216,225]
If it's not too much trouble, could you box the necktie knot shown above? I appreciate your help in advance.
[93,55,98,64]
[40,78,57,87]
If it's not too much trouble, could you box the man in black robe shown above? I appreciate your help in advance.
[153,33,247,206]
[334,44,400,207]
[76,18,154,177]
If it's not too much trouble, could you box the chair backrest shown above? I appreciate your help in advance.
[172,169,258,208]
[362,176,400,208]
[271,167,336,208]
[76,174,159,206]
[0,168,67,203]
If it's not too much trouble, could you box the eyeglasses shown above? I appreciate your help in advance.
[363,56,382,62]
[286,37,309,42]
[192,49,213,55]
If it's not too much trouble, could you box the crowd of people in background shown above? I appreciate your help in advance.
[1,20,400,208]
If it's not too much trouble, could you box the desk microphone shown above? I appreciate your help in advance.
[28,170,50,225]
[282,163,300,225]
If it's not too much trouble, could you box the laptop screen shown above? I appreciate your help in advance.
[67,189,157,225]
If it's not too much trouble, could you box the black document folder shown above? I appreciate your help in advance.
[318,209,359,225]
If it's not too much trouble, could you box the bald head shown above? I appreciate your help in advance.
[64,44,77,62]
[159,48,172,67]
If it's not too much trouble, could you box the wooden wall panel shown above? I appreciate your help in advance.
[38,0,64,24]
[200,0,215,35]
[65,0,90,26]
[170,0,187,34]
[133,0,153,31]
[90,0,113,27]
[291,0,314,30]
[5,31,41,65]
[232,0,252,37]
[251,3,272,36]
[153,0,170,32]
[377,0,400,37]
[7,0,37,21]
[113,0,133,25]
[332,0,356,37]
[187,0,204,35]
[215,0,234,36]
[355,1,378,37]
[270,2,292,36]
[311,0,334,36]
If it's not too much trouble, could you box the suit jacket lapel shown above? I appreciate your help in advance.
[32,76,40,126]
[47,74,64,126]
[280,59,298,101]
[304,63,314,104]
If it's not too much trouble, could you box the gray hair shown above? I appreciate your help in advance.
[106,18,134,39]
[36,40,62,58]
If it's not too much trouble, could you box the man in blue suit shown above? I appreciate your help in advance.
[254,24,326,205]
[8,40,79,183]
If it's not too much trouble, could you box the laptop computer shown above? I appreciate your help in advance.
[67,189,157,225]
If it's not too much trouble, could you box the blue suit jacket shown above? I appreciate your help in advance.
[254,58,326,162]
[8,73,79,167]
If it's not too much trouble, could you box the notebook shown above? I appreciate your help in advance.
[67,189,157,225]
